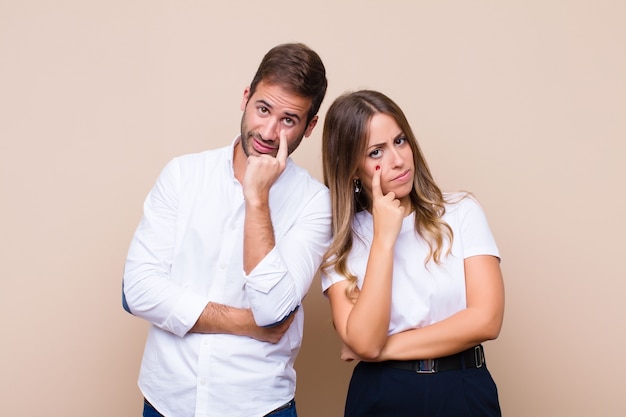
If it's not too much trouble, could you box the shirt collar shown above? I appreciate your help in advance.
[227,135,241,180]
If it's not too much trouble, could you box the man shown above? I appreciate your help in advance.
[123,43,330,417]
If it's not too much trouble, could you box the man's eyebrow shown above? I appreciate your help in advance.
[284,111,302,123]
[254,99,302,123]
[255,99,273,109]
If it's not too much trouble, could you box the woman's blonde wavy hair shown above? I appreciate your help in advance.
[321,90,454,299]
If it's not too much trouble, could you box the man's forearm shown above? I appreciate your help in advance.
[189,302,253,335]
[243,198,275,274]
[189,301,292,343]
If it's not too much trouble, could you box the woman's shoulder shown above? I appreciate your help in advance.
[442,191,486,219]
[352,209,373,240]
[354,209,373,227]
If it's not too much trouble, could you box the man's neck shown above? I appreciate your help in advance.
[232,138,247,184]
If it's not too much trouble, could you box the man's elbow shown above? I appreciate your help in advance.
[121,281,134,315]
[254,305,300,328]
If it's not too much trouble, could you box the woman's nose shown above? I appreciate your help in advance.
[389,148,404,167]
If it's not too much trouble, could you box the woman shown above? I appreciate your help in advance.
[321,90,505,416]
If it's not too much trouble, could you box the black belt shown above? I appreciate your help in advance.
[264,399,295,416]
[382,345,485,373]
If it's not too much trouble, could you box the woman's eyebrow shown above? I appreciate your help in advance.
[366,132,404,150]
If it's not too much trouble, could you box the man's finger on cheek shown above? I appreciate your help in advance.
[276,130,288,164]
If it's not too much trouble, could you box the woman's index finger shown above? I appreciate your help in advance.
[371,165,382,198]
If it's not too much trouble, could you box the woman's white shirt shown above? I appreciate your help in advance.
[321,194,499,335]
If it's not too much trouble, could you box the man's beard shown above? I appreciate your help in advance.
[239,130,274,158]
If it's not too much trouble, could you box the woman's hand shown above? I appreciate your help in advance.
[340,343,361,362]
[371,166,405,246]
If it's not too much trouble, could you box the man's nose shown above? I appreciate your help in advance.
[259,118,279,141]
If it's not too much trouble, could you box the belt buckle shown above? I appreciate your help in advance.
[415,359,436,373]
[474,346,484,368]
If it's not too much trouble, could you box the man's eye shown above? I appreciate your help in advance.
[283,118,295,127]
[259,107,269,114]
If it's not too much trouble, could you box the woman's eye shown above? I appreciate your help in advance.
[395,136,407,145]
[369,149,382,158]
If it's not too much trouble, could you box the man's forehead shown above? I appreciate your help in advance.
[251,84,311,118]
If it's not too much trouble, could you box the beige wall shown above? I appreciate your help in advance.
[1,1,625,415]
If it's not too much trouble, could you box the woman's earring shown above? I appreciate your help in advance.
[353,178,362,194]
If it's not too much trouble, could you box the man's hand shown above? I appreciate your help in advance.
[242,130,288,205]
[245,310,296,344]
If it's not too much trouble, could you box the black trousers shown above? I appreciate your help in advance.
[344,361,501,417]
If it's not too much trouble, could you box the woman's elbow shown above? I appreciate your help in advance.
[483,324,501,341]
[345,337,386,361]
[482,313,504,341]
[352,345,384,361]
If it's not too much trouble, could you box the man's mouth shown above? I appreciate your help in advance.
[251,137,277,154]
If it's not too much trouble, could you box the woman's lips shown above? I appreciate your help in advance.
[392,169,412,182]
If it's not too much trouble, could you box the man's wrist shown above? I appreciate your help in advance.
[244,193,269,209]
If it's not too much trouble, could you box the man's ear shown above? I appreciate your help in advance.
[303,115,318,138]
[240,87,251,111]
